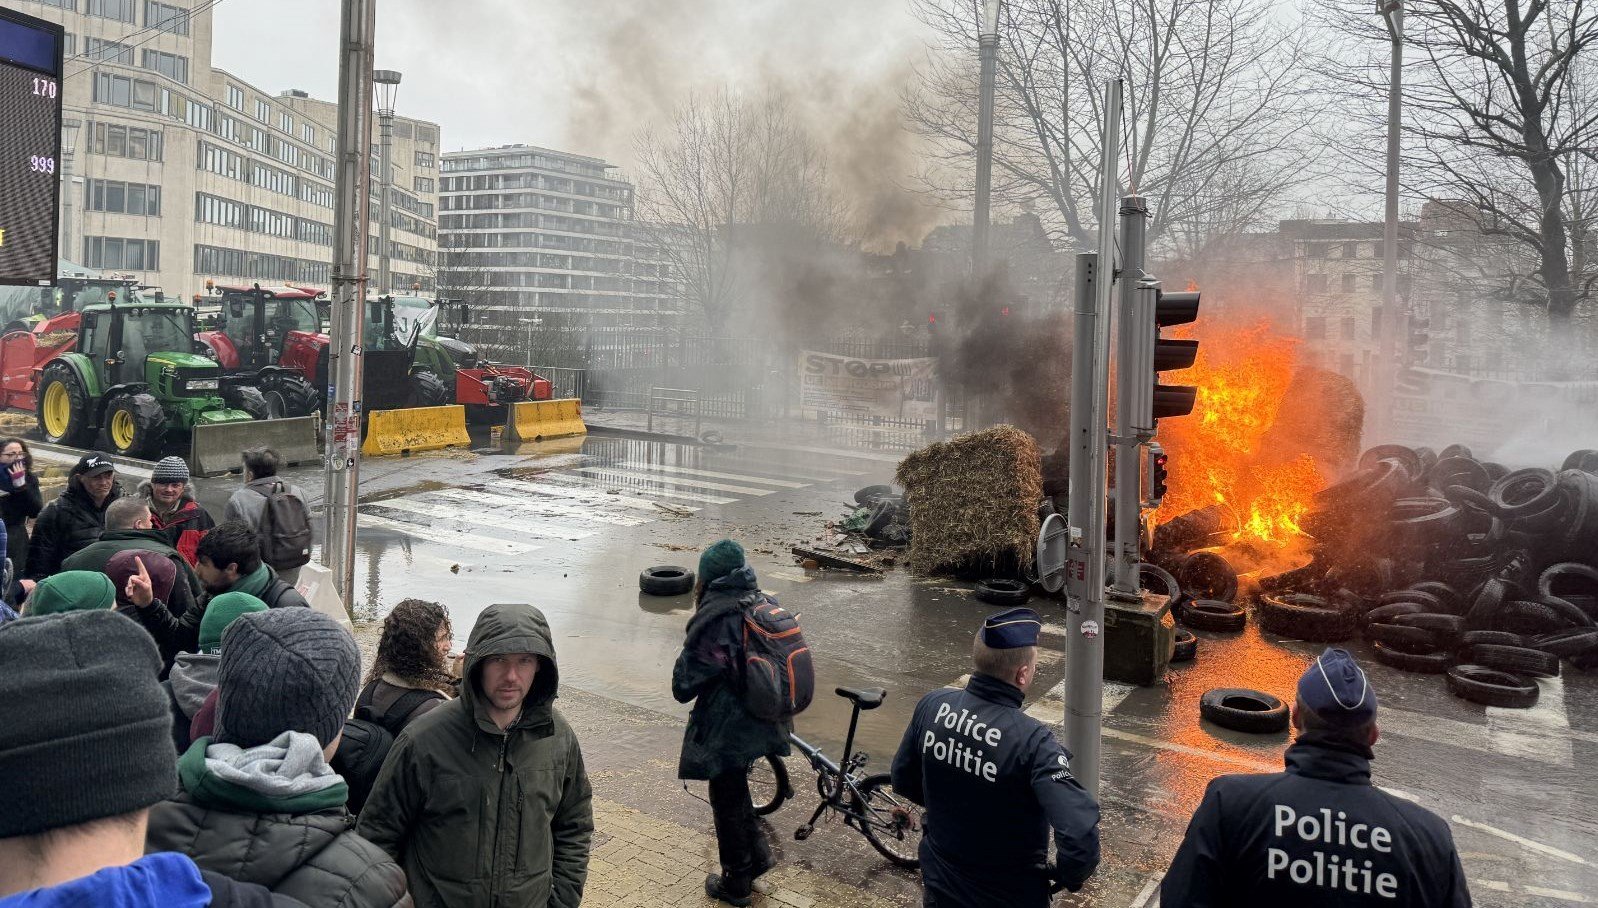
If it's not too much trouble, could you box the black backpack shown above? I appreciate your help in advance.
[256,481,312,570]
[739,595,814,722]
[332,685,441,814]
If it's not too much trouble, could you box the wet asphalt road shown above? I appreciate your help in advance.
[184,430,1598,906]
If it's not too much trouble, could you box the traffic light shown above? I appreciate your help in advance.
[1147,443,1169,505]
[1126,284,1200,433]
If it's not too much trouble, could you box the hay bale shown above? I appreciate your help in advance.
[896,425,1043,576]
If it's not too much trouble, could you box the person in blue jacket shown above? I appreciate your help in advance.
[0,609,303,908]
[1162,648,1472,907]
[891,607,1101,907]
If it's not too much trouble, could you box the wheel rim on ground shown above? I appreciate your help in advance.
[747,756,784,814]
[110,409,136,450]
[42,382,70,436]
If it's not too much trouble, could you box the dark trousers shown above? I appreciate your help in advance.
[707,769,771,892]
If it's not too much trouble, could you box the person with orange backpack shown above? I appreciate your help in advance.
[672,540,808,906]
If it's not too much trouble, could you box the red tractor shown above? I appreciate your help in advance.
[195,284,324,417]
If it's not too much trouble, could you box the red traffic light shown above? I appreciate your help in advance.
[1000,306,1010,316]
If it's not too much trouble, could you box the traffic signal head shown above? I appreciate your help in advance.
[1147,443,1169,504]
[1152,288,1200,421]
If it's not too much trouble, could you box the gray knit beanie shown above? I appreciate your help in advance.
[215,608,360,749]
[0,610,175,837]
[151,455,190,485]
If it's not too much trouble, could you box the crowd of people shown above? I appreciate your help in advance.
[0,446,1476,907]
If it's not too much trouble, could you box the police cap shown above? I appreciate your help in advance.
[981,607,1042,649]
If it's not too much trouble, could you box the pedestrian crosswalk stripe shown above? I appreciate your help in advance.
[480,478,702,514]
[356,512,540,555]
[367,498,596,541]
[562,469,740,504]
[578,466,776,497]
[617,461,811,489]
[426,488,650,527]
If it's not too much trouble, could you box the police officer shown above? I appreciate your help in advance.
[1162,648,1472,907]
[891,607,1100,907]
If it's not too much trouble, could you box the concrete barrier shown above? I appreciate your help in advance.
[191,415,319,477]
[504,398,587,443]
[361,405,470,456]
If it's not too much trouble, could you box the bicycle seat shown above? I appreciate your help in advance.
[835,686,886,710]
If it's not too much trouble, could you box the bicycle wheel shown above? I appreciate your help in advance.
[855,773,925,868]
[748,755,790,816]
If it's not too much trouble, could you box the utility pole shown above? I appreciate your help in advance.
[1109,196,1149,599]
[972,0,1001,277]
[1064,78,1121,799]
[374,69,401,297]
[323,0,376,607]
[1376,0,1404,443]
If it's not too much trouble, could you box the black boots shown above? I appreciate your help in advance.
[705,873,753,907]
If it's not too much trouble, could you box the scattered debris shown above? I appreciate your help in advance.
[450,564,460,574]
[651,501,695,518]
[649,542,700,553]
[791,546,885,575]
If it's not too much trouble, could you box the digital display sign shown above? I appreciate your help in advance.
[0,9,64,287]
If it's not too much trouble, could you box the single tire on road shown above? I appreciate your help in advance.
[1446,664,1539,709]
[1200,688,1289,734]
[640,565,695,596]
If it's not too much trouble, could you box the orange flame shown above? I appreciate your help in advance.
[1155,319,1326,547]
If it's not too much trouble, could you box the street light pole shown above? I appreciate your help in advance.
[1376,0,1404,442]
[373,69,402,298]
[973,0,1001,277]
[323,0,377,608]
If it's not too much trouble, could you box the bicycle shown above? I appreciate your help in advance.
[743,686,926,868]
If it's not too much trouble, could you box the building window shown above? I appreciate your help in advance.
[415,151,435,169]
[194,192,245,228]
[85,37,135,64]
[87,0,136,22]
[1341,273,1357,294]
[86,180,161,216]
[413,176,435,194]
[1341,316,1356,340]
[301,122,315,144]
[279,111,293,133]
[144,1,189,34]
[416,125,437,145]
[1305,273,1327,293]
[1338,353,1355,375]
[226,85,244,110]
[1305,316,1326,339]
[140,49,188,84]
[89,122,163,161]
[254,99,270,123]
[1370,273,1382,291]
[1342,242,1357,259]
[197,140,243,180]
[1305,242,1330,258]
[83,237,159,271]
[1397,275,1412,297]
[38,0,76,9]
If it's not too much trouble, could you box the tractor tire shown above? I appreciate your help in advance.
[100,392,166,459]
[408,370,450,408]
[37,363,95,448]
[260,372,319,418]
[224,385,272,421]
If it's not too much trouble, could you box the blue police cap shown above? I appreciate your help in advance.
[1297,648,1377,727]
[980,607,1042,649]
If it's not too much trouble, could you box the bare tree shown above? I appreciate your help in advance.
[906,0,1320,253]
[632,88,848,328]
[1323,0,1598,318]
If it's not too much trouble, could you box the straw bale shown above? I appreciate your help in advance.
[895,425,1043,575]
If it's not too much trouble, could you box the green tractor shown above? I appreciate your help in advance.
[20,299,259,459]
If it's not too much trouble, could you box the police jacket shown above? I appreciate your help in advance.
[890,672,1100,907]
[1161,730,1471,907]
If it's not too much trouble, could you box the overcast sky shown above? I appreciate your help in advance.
[213,0,934,168]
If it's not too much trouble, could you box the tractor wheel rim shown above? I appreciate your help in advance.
[43,383,69,436]
[110,410,135,449]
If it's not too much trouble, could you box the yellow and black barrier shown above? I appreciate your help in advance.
[361,405,471,456]
[504,398,587,443]
[191,415,319,477]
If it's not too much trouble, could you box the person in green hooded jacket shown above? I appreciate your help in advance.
[357,602,593,908]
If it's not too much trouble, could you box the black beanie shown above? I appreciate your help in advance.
[215,608,360,749]
[0,610,175,837]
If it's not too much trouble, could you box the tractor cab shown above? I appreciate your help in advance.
[206,284,324,371]
[79,303,203,391]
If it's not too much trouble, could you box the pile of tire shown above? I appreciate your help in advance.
[1252,444,1598,707]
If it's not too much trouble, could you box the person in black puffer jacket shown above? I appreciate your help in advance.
[0,437,43,577]
[672,540,791,906]
[27,454,122,581]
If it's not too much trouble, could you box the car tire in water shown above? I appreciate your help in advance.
[974,579,1030,606]
[639,565,695,596]
[1199,688,1289,734]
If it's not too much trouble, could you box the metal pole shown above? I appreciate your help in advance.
[973,30,998,276]
[1109,195,1148,598]
[1376,0,1404,443]
[59,119,80,266]
[1064,78,1121,799]
[377,112,394,296]
[322,0,376,606]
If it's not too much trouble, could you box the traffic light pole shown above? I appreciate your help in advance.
[1109,195,1149,599]
[323,0,376,608]
[1064,78,1121,800]
[1376,1,1404,443]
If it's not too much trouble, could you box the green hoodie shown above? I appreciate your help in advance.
[356,603,593,908]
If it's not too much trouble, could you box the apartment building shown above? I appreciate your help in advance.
[19,0,439,296]
[437,144,680,335]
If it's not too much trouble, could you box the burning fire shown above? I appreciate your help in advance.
[1155,320,1327,547]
